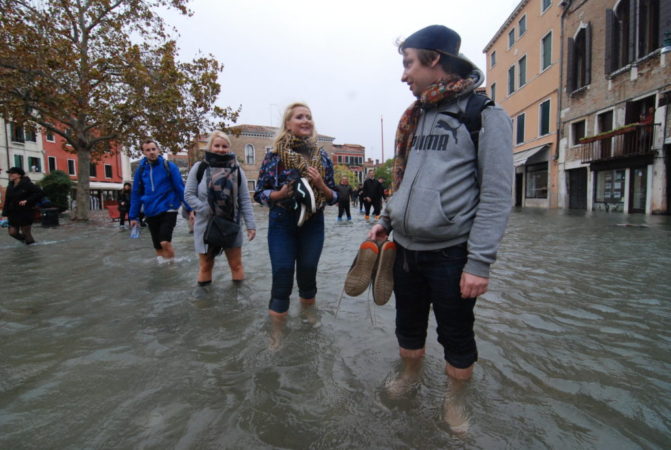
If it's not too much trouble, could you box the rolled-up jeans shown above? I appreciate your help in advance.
[267,207,325,313]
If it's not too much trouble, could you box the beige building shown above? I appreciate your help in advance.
[558,0,670,214]
[484,0,563,209]
[187,125,343,195]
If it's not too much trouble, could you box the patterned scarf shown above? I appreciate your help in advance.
[392,76,474,191]
[204,151,239,222]
[274,134,327,214]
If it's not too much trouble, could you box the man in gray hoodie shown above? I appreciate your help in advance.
[368,25,512,431]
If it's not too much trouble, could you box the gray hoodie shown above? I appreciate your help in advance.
[379,70,513,278]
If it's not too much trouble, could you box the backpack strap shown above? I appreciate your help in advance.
[442,92,495,153]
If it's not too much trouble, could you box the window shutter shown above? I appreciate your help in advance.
[585,23,592,85]
[605,9,615,74]
[627,0,636,62]
[567,37,576,92]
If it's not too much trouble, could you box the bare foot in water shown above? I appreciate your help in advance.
[442,379,471,435]
[384,353,423,399]
[268,310,287,350]
[299,298,320,328]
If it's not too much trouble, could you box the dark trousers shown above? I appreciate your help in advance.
[363,199,381,216]
[267,207,325,313]
[338,202,351,219]
[393,243,478,369]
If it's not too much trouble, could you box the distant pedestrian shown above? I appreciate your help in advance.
[362,170,383,220]
[2,167,44,245]
[336,176,353,221]
[118,182,132,230]
[184,130,256,298]
[129,139,191,262]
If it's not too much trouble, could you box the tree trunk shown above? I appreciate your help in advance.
[75,146,91,221]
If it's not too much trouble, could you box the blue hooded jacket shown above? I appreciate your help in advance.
[129,155,190,219]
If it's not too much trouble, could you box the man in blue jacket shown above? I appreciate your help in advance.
[368,25,513,432]
[130,139,190,261]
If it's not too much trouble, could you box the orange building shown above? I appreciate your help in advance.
[484,0,563,209]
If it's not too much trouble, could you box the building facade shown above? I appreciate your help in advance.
[484,0,563,209]
[558,0,670,214]
[1,119,45,209]
[332,143,366,184]
[41,129,131,210]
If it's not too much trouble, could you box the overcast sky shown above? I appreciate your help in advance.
[164,0,521,162]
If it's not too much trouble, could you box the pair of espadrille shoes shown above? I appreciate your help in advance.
[344,239,397,305]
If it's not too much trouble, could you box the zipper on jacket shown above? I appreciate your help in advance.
[149,163,155,192]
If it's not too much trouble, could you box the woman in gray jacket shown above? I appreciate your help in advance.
[184,130,256,297]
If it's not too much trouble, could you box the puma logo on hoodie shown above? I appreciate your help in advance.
[410,119,460,151]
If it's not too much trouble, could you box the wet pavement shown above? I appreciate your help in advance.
[1,206,670,448]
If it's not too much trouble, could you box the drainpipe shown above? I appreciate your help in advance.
[556,0,572,208]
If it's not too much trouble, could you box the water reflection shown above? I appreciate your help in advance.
[1,208,670,448]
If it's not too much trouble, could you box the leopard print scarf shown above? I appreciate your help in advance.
[274,135,327,214]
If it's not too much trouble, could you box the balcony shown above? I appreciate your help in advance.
[580,123,659,163]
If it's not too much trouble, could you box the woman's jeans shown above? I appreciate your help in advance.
[268,207,325,313]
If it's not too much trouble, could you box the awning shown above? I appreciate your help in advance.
[88,182,124,190]
[513,144,550,167]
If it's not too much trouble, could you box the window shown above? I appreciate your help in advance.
[638,0,659,57]
[68,159,76,175]
[519,16,527,37]
[46,130,55,142]
[568,25,591,91]
[104,164,113,178]
[571,120,586,146]
[526,163,548,198]
[605,0,660,73]
[90,164,97,178]
[337,155,342,163]
[10,123,25,143]
[28,157,41,172]
[14,154,24,169]
[518,56,527,87]
[516,113,525,144]
[490,51,496,68]
[541,32,552,70]
[248,180,256,192]
[245,144,255,165]
[491,83,496,102]
[508,65,516,94]
[508,29,515,48]
[540,99,551,135]
[595,169,625,203]
[265,146,272,154]
[542,0,551,13]
[48,156,57,172]
[24,125,37,142]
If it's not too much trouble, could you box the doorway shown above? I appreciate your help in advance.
[568,168,587,209]
[629,166,647,213]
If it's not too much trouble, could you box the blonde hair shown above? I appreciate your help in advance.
[205,130,231,151]
[273,102,318,149]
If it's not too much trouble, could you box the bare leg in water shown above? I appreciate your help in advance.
[442,363,472,434]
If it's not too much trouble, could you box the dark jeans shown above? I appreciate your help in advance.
[119,210,128,226]
[363,199,381,216]
[393,243,478,369]
[338,201,351,219]
[267,207,325,313]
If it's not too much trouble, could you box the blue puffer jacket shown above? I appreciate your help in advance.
[129,156,190,219]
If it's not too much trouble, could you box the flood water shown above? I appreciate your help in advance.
[1,206,670,449]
